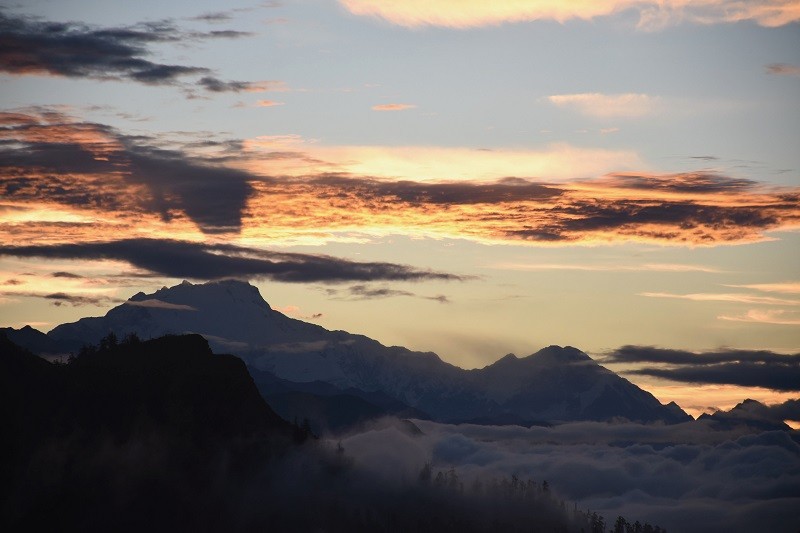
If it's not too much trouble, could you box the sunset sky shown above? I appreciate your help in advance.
[1,0,798,416]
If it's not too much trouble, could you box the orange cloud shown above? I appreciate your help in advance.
[727,282,800,294]
[719,309,800,325]
[339,0,800,29]
[256,100,285,107]
[766,63,800,76]
[548,93,659,118]
[240,171,800,247]
[372,103,417,111]
[492,263,723,273]
[640,383,799,419]
[0,110,254,235]
[241,138,643,181]
[3,111,800,250]
[640,292,800,305]
[243,80,290,92]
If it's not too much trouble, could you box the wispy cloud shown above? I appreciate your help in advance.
[189,5,271,24]
[242,137,643,180]
[198,77,289,93]
[0,238,465,283]
[372,103,417,111]
[51,271,84,279]
[547,93,660,118]
[124,299,197,311]
[273,305,323,320]
[324,284,451,302]
[766,63,800,76]
[0,290,122,307]
[718,309,800,325]
[255,100,285,107]
[339,0,800,29]
[0,10,263,93]
[726,281,800,294]
[492,263,723,273]
[639,291,800,305]
[190,11,233,23]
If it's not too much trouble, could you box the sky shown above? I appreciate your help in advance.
[1,0,799,416]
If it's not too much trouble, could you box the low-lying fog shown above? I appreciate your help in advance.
[337,419,800,533]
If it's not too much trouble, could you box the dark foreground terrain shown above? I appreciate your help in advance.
[0,333,662,532]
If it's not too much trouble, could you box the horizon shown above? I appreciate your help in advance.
[1,2,799,433]
[17,275,799,423]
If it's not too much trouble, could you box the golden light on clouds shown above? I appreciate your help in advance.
[371,103,417,111]
[727,282,800,294]
[640,291,800,305]
[2,110,800,250]
[340,0,800,29]
[719,309,800,325]
[491,263,723,272]
[640,382,799,419]
[242,139,643,181]
[242,80,290,92]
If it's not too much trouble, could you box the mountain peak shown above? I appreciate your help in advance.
[731,398,766,412]
[528,345,593,365]
[146,279,272,310]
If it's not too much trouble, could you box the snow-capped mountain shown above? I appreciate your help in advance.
[48,280,690,424]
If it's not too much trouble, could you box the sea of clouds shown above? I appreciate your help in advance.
[338,419,800,532]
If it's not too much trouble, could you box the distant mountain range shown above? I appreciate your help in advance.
[33,279,691,426]
[698,398,796,431]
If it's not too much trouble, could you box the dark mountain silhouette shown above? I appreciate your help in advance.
[251,368,428,434]
[0,333,659,533]
[0,333,296,532]
[265,391,387,434]
[47,279,690,424]
[0,324,81,357]
[698,399,793,431]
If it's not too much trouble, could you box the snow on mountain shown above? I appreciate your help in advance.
[49,280,690,424]
[49,279,326,351]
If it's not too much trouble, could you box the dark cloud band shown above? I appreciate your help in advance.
[605,346,800,391]
[0,10,255,90]
[0,238,464,283]
[0,111,254,233]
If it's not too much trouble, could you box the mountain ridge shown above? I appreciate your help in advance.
[44,280,690,424]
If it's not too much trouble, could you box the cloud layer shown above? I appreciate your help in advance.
[0,110,253,233]
[0,238,463,283]
[372,103,417,111]
[341,419,800,533]
[547,93,659,118]
[2,111,799,249]
[766,63,800,76]
[0,10,263,92]
[605,346,800,391]
[339,0,800,29]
